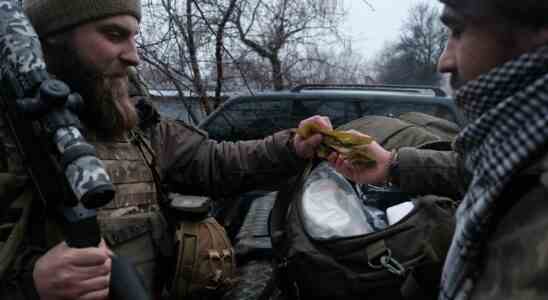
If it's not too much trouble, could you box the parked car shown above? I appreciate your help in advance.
[199,84,464,142]
[198,84,462,239]
[198,84,462,300]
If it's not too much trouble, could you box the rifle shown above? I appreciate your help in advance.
[0,1,150,299]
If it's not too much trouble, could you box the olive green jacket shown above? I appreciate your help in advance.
[341,112,467,199]
[353,113,548,299]
[148,119,304,198]
[0,112,304,298]
[394,128,548,300]
[398,147,467,199]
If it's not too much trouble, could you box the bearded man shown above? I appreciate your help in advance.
[327,1,548,299]
[0,1,328,299]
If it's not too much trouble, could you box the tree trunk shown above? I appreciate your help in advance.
[186,0,211,115]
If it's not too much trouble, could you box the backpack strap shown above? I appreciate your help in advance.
[0,187,32,278]
[172,219,200,298]
[171,217,236,299]
[269,163,314,299]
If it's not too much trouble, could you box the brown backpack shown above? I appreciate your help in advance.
[169,195,237,299]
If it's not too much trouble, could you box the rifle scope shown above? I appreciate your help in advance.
[0,1,114,209]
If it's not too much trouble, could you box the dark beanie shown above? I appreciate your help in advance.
[23,0,141,37]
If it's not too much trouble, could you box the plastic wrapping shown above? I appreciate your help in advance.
[301,163,417,240]
[301,162,373,240]
[386,201,415,225]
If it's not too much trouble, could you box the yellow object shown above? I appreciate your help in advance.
[297,123,376,165]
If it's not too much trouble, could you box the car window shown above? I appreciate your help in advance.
[202,96,459,141]
[292,99,362,128]
[205,98,292,141]
[360,100,457,122]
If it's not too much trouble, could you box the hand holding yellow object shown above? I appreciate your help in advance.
[296,122,376,166]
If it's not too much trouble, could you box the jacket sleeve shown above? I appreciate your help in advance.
[151,120,307,198]
[397,147,469,199]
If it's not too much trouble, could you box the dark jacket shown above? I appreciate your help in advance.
[0,109,304,298]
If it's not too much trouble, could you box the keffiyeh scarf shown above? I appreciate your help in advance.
[440,45,548,300]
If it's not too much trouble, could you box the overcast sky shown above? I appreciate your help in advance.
[342,0,443,61]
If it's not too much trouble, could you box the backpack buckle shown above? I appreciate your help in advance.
[380,255,406,276]
[368,248,406,276]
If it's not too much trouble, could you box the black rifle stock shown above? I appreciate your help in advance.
[0,2,149,300]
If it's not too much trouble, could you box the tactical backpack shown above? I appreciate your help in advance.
[269,113,459,300]
[168,194,237,300]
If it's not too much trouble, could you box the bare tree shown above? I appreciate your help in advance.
[137,0,374,119]
[206,0,238,108]
[233,0,346,90]
[374,2,447,85]
[287,43,373,85]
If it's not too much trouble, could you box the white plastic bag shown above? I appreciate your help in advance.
[301,162,373,240]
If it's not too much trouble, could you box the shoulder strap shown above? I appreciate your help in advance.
[135,99,160,132]
[171,219,200,298]
[268,163,314,300]
[129,129,169,208]
[269,163,312,254]
[0,187,33,278]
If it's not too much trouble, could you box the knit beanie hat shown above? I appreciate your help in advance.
[23,0,141,38]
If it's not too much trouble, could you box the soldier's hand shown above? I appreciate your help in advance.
[327,139,393,185]
[33,239,113,300]
[293,115,332,159]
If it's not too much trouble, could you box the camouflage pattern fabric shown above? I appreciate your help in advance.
[0,0,46,90]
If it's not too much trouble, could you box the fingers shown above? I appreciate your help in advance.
[34,241,113,300]
[77,287,110,300]
[69,247,112,267]
[298,115,333,131]
[53,241,111,268]
[294,133,323,159]
[99,239,114,257]
[294,115,334,159]
[79,273,110,294]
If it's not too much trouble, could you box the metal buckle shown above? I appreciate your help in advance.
[368,248,406,276]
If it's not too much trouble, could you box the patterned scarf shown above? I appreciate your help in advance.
[440,44,548,300]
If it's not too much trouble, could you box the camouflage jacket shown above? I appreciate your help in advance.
[0,101,304,299]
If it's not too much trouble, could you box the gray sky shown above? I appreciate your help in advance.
[342,0,443,60]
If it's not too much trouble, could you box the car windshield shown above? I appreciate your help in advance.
[201,96,458,141]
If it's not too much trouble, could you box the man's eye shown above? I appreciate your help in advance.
[107,31,123,40]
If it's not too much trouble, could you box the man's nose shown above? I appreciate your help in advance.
[120,38,140,67]
[437,40,455,74]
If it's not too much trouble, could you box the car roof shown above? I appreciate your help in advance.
[202,91,455,123]
[290,84,448,97]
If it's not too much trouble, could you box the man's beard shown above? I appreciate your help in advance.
[46,44,139,138]
[79,75,139,138]
[449,72,465,93]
